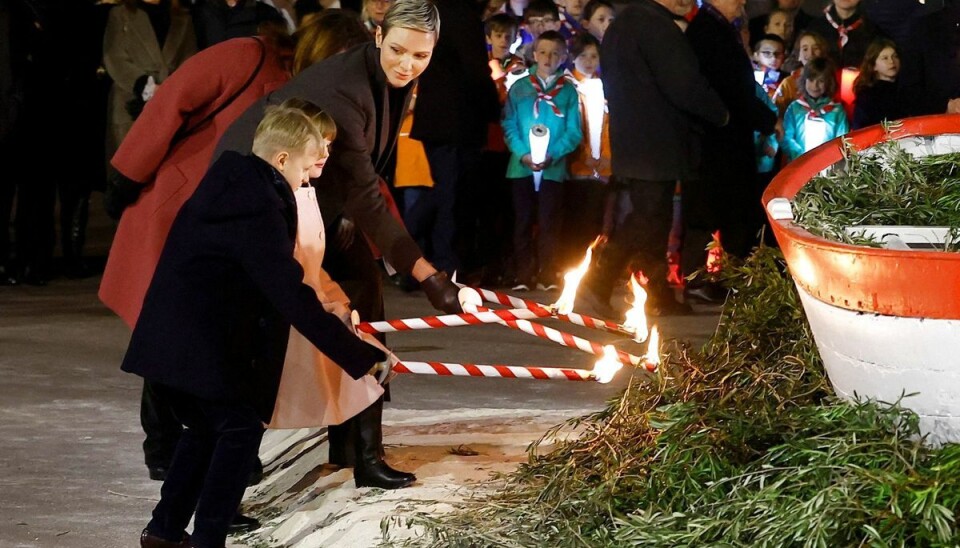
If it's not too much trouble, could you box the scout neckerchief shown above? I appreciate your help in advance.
[501,54,525,74]
[823,6,862,49]
[530,72,566,118]
[796,96,836,119]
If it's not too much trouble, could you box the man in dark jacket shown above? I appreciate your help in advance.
[192,0,286,50]
[407,0,500,277]
[584,0,728,318]
[686,0,779,277]
[127,99,385,548]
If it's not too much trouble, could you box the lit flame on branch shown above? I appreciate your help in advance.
[622,272,649,343]
[706,231,723,274]
[592,344,622,384]
[552,236,604,315]
[644,325,660,371]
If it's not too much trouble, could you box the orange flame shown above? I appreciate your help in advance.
[552,236,604,315]
[706,231,723,274]
[622,272,648,343]
[592,344,622,384]
[644,325,660,371]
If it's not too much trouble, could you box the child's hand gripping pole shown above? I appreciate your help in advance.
[351,310,398,385]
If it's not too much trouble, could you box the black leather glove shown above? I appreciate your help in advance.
[103,171,143,220]
[335,216,357,251]
[126,74,150,118]
[420,271,462,313]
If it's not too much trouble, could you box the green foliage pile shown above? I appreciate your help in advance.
[385,247,960,547]
[793,139,960,249]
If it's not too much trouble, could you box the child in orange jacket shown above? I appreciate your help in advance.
[561,33,612,268]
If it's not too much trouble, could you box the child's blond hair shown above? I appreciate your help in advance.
[252,98,337,159]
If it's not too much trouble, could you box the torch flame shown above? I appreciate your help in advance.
[552,236,604,315]
[592,344,622,384]
[621,272,649,343]
[644,325,660,371]
[706,231,723,274]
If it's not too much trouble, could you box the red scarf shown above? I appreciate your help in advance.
[530,73,566,118]
[502,54,525,74]
[824,6,863,49]
[797,97,836,119]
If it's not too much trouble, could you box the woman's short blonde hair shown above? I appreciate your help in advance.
[381,0,440,39]
[252,98,337,159]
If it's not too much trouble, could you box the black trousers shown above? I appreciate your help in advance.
[322,221,385,343]
[511,177,563,284]
[407,142,483,275]
[146,384,264,548]
[322,220,389,398]
[560,178,609,269]
[590,178,676,303]
[141,380,185,468]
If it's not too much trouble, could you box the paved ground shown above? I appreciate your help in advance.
[0,203,722,547]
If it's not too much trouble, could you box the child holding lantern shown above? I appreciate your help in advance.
[562,32,612,268]
[502,30,582,291]
[782,57,850,162]
[752,34,787,98]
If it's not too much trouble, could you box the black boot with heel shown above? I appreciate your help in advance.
[352,397,415,489]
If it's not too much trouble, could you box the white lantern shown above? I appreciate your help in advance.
[529,124,550,191]
[578,78,605,162]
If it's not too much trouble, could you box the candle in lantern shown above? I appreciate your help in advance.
[529,124,550,191]
[488,58,505,81]
[839,67,859,113]
[803,117,829,153]
[578,78,605,162]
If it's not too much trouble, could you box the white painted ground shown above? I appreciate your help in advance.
[231,408,591,548]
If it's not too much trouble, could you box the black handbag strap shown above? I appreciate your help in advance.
[174,37,267,142]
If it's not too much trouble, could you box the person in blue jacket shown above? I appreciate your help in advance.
[782,57,850,162]
[502,30,582,291]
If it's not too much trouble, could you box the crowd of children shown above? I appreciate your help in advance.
[391,0,921,295]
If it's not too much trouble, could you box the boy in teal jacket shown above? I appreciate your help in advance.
[502,30,582,291]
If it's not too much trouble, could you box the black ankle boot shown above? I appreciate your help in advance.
[353,398,415,489]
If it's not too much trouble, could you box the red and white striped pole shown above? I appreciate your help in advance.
[392,360,595,381]
[458,288,649,370]
[466,286,630,335]
[356,307,554,334]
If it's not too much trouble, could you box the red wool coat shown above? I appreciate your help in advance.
[99,37,291,328]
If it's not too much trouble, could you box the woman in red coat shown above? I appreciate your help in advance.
[99,32,293,501]
[100,34,292,327]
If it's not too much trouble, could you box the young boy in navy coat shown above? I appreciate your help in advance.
[124,98,385,548]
